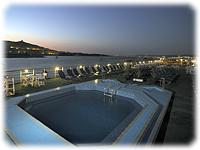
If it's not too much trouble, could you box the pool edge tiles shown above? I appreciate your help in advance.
[5,79,172,145]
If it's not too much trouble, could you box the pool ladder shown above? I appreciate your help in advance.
[103,88,116,103]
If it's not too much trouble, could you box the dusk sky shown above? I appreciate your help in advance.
[4,5,193,56]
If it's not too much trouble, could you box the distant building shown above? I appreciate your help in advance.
[5,40,58,57]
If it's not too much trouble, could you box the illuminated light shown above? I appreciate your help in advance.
[25,94,30,98]
[94,79,98,84]
[133,78,143,82]
[43,73,47,76]
[116,63,120,65]
[56,87,60,90]
[79,65,83,69]
[5,75,9,79]
[24,69,29,73]
[95,64,99,67]
[139,61,142,64]
[124,62,127,65]
[180,59,183,62]
[107,64,111,66]
[143,61,145,64]
[191,59,196,64]
[55,67,60,71]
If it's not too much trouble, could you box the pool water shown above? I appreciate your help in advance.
[20,90,142,144]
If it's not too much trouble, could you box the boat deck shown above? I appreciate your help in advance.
[163,72,194,143]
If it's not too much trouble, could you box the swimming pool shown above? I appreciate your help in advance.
[6,79,172,145]
[19,90,142,144]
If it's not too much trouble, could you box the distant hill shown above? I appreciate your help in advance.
[4,40,109,58]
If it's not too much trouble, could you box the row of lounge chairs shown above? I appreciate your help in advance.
[151,65,179,84]
[123,64,179,85]
[58,64,126,80]
[124,65,153,80]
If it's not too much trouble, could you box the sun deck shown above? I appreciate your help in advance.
[6,79,172,145]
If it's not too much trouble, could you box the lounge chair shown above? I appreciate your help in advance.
[96,66,102,73]
[72,68,82,77]
[118,65,122,70]
[102,65,109,73]
[112,65,117,71]
[109,65,115,72]
[58,70,70,80]
[120,64,125,70]
[83,66,95,77]
[91,66,99,75]
[67,69,77,78]
[105,66,110,72]
[116,65,121,70]
[79,68,87,76]
[84,66,92,74]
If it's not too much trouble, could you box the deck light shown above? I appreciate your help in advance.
[24,69,29,73]
[25,94,30,97]
[55,66,60,71]
[94,79,98,84]
[191,59,196,64]
[95,64,99,67]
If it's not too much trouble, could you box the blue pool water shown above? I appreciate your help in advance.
[20,90,142,144]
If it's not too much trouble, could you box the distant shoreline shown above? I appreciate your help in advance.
[4,40,110,58]
[5,55,111,58]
